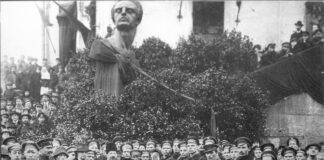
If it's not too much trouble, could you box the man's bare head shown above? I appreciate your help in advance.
[111,0,143,25]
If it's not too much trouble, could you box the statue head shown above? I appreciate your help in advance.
[111,0,143,31]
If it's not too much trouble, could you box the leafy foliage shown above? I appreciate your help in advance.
[135,37,173,72]
[185,68,269,141]
[51,30,270,144]
[171,31,257,75]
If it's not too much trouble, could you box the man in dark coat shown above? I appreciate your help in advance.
[4,82,16,100]
[290,21,304,42]
[260,43,277,67]
[203,144,219,160]
[8,143,23,160]
[305,144,321,160]
[37,138,54,160]
[234,137,253,160]
[52,58,62,74]
[9,112,22,134]
[281,147,296,160]
[177,141,189,160]
[161,140,174,160]
[277,42,293,60]
[186,136,202,160]
[290,37,303,54]
[30,66,41,102]
[300,31,313,50]
[19,113,34,137]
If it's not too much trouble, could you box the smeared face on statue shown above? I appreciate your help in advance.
[113,1,140,31]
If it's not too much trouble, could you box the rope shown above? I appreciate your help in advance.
[132,64,196,102]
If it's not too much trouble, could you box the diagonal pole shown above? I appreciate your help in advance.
[34,2,56,54]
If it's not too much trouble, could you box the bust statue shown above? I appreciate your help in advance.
[89,0,142,97]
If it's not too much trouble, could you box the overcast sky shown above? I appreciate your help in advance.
[1,1,45,60]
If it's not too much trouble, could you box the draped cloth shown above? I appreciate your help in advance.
[89,39,138,97]
[253,43,324,105]
[56,1,77,67]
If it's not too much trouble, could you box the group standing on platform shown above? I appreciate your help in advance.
[254,21,324,68]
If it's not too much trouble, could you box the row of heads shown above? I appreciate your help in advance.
[1,92,60,105]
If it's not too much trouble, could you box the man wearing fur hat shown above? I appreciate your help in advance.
[106,142,118,160]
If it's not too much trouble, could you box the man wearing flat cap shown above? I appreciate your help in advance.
[1,129,11,140]
[66,145,77,160]
[75,144,89,160]
[251,146,262,160]
[261,151,277,160]
[1,97,7,108]
[3,136,18,146]
[1,110,10,128]
[234,137,253,160]
[87,149,97,160]
[172,139,181,154]
[51,92,60,105]
[161,140,173,160]
[22,141,40,160]
[89,0,142,97]
[131,150,142,160]
[261,143,275,152]
[296,149,306,160]
[186,136,202,160]
[305,144,321,160]
[8,143,23,160]
[53,146,69,160]
[10,111,22,129]
[146,139,157,151]
[203,144,219,160]
[20,113,33,136]
[121,142,133,160]
[132,140,140,151]
[177,141,189,160]
[281,147,296,160]
[1,145,11,160]
[277,42,293,59]
[204,137,217,146]
[143,150,154,160]
[37,138,54,160]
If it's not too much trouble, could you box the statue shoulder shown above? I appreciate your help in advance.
[89,38,119,63]
[91,39,113,48]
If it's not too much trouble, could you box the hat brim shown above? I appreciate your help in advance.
[305,144,321,151]
[204,148,217,153]
[3,137,18,145]
[295,23,303,26]
[21,114,31,119]
[54,152,69,158]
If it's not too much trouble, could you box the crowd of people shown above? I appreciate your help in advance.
[1,134,324,160]
[1,10,324,159]
[1,56,324,160]
[1,55,68,100]
[1,55,70,141]
[253,21,324,67]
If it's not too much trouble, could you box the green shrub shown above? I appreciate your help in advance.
[51,30,269,143]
